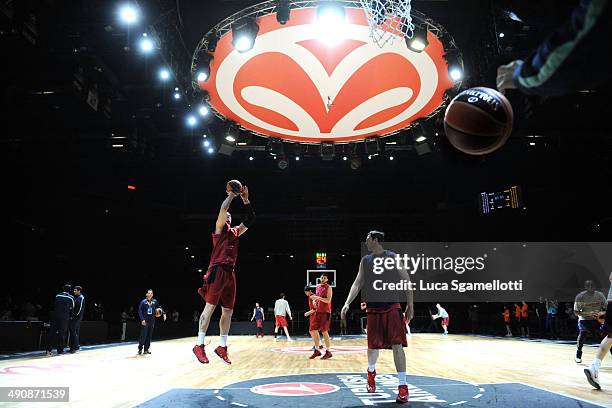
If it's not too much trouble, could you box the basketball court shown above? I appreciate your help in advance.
[1,334,610,407]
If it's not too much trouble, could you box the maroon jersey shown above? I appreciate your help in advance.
[208,222,239,267]
[316,283,331,313]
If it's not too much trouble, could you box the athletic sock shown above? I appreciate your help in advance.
[368,364,376,372]
[197,332,205,346]
[220,335,228,347]
[397,372,407,386]
[593,358,602,370]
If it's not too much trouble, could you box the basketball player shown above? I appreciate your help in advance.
[137,289,166,355]
[431,303,449,335]
[341,230,414,404]
[304,286,319,353]
[193,184,255,365]
[250,302,265,338]
[273,293,293,341]
[503,305,512,337]
[309,273,333,359]
[520,301,530,338]
[584,272,612,389]
[574,280,607,363]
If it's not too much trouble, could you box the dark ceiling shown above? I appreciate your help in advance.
[1,0,611,311]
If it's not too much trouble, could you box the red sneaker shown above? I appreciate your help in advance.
[321,350,333,360]
[396,385,409,403]
[309,349,322,359]
[214,346,232,365]
[367,370,376,393]
[192,345,209,364]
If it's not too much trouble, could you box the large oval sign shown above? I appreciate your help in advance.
[200,7,454,142]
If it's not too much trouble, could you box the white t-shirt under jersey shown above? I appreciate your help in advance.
[274,298,292,318]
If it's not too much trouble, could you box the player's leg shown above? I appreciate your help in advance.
[367,348,380,392]
[214,306,233,364]
[309,330,322,358]
[576,322,589,363]
[321,331,333,359]
[193,302,217,363]
[584,303,612,389]
[282,325,292,340]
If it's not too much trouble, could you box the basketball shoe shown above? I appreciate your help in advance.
[367,369,376,393]
[192,345,209,364]
[396,385,409,403]
[215,346,231,365]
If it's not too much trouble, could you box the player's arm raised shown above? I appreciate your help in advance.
[215,192,236,234]
[341,258,365,319]
[237,186,255,236]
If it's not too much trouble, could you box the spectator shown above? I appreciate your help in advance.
[468,305,479,334]
[172,309,180,323]
[545,298,559,340]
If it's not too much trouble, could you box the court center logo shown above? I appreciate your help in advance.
[201,8,453,142]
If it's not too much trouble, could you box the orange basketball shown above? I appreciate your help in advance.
[226,179,242,195]
[155,308,163,318]
[444,87,514,155]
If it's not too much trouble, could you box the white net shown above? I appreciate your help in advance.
[359,0,414,48]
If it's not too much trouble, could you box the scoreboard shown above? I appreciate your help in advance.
[479,185,523,214]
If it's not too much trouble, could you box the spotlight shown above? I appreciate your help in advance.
[415,135,427,143]
[186,115,198,127]
[232,18,259,53]
[389,156,394,160]
[295,156,300,161]
[316,2,346,46]
[206,31,219,52]
[321,143,335,160]
[249,156,254,161]
[225,125,240,143]
[449,67,463,81]
[194,51,212,82]
[499,32,505,38]
[119,5,138,25]
[277,155,289,169]
[406,25,428,52]
[159,68,170,81]
[226,135,236,143]
[364,138,381,155]
[173,92,181,100]
[139,36,154,53]
[350,155,362,170]
[203,140,210,147]
[268,139,284,156]
[275,0,291,24]
[207,147,214,154]
[342,156,347,161]
[199,105,209,116]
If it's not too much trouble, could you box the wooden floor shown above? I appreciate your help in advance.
[0,334,611,407]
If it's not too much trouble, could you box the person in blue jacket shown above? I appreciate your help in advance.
[138,289,166,355]
[69,285,85,353]
[497,0,611,95]
[46,284,74,356]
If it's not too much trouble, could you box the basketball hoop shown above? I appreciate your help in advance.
[359,0,415,48]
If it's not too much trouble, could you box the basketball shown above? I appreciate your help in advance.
[444,87,514,155]
[155,308,163,318]
[226,179,242,195]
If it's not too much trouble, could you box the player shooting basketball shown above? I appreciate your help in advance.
[193,180,255,365]
[341,230,414,404]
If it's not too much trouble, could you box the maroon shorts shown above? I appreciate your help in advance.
[442,317,449,326]
[366,304,407,349]
[202,264,236,309]
[310,312,331,332]
[256,319,263,328]
[275,315,288,327]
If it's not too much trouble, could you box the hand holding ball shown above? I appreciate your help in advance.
[444,87,513,155]
[226,180,242,195]
[155,308,163,318]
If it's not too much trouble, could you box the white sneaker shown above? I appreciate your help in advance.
[288,337,294,342]
[575,357,582,363]
[584,367,601,390]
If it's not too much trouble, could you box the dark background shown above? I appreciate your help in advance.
[1,0,611,327]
